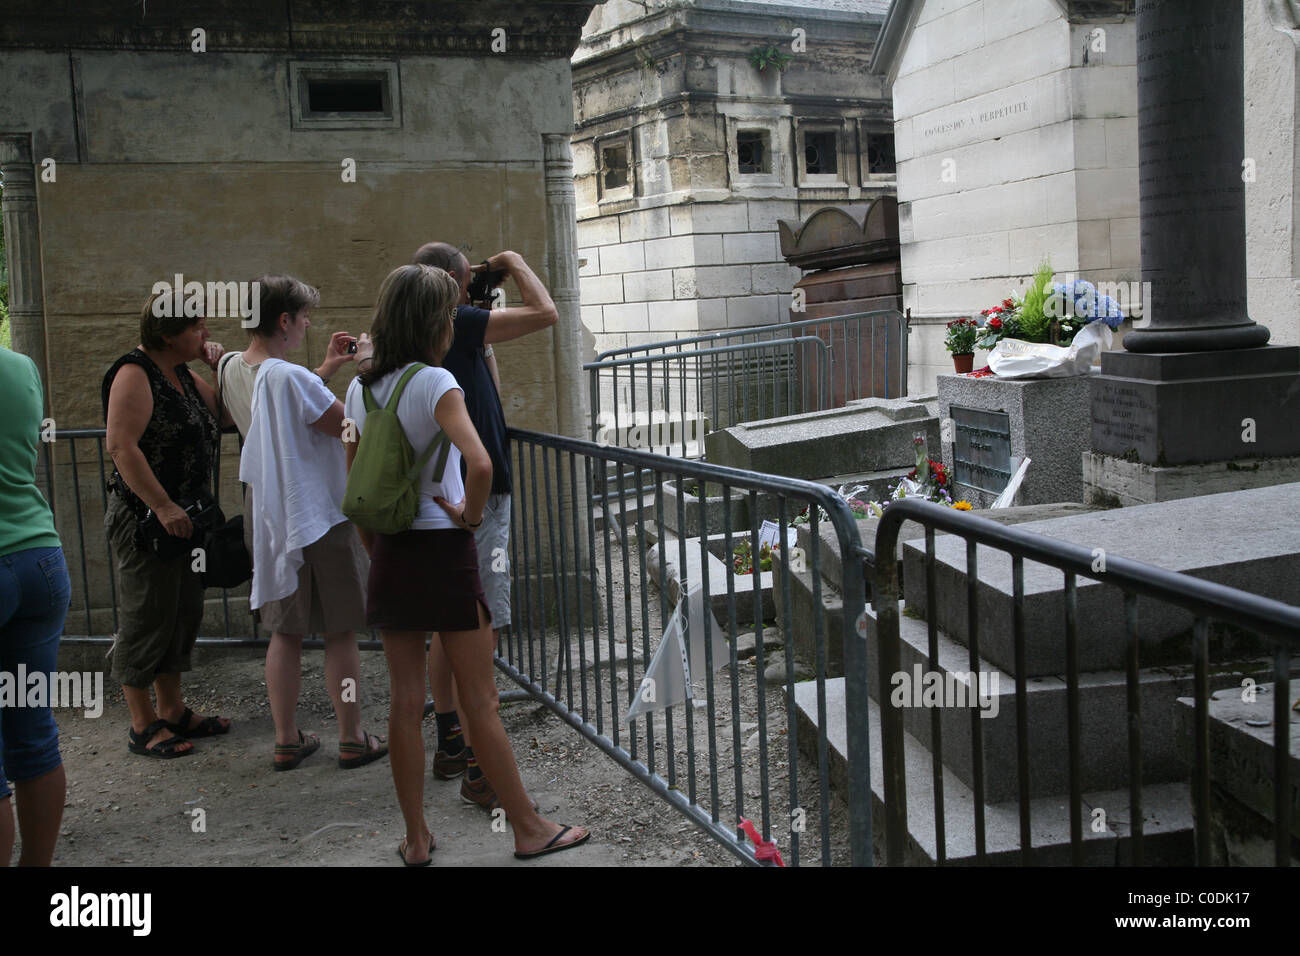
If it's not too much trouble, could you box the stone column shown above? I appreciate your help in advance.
[1122,0,1269,352]
[543,133,588,440]
[1088,0,1300,484]
[1,133,50,396]
[543,133,592,568]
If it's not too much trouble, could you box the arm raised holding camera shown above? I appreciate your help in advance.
[474,251,558,345]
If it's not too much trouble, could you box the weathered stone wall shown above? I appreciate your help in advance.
[1,50,574,432]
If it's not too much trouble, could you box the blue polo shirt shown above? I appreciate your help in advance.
[441,305,511,495]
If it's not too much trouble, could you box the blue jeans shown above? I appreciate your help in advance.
[0,546,71,799]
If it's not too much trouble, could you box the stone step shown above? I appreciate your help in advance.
[644,527,776,626]
[860,600,1282,803]
[793,677,1195,864]
[774,503,1104,680]
[901,484,1300,677]
[1172,682,1300,865]
[770,551,845,678]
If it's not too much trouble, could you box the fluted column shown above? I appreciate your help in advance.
[1,133,49,396]
[543,132,588,440]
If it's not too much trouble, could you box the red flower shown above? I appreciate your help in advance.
[1002,298,1014,309]
[989,317,1003,329]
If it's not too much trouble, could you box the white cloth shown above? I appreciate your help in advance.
[343,363,465,531]
[239,358,346,609]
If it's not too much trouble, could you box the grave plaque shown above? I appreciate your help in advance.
[951,405,1012,493]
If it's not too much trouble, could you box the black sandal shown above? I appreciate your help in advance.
[272,730,321,772]
[166,706,231,738]
[128,719,193,759]
[338,730,388,770]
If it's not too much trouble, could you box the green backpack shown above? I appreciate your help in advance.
[342,363,451,535]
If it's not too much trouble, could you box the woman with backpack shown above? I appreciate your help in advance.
[225,275,388,772]
[343,264,589,864]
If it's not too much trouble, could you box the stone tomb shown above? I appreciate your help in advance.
[705,395,939,481]
[937,372,1092,508]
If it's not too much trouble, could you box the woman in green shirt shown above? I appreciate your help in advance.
[0,340,70,866]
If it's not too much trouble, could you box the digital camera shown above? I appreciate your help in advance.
[466,261,507,306]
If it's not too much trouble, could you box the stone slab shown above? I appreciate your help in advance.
[901,483,1300,677]
[704,397,939,480]
[1082,452,1300,507]
[938,373,1093,508]
[861,600,1279,803]
[1173,682,1300,845]
[1091,346,1300,465]
[794,678,1194,864]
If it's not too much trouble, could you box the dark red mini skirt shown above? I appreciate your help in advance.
[366,527,489,634]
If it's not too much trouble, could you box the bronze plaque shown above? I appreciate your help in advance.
[952,405,1012,494]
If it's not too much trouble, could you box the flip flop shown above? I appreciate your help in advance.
[397,837,436,867]
[128,718,194,759]
[272,730,321,771]
[513,825,591,860]
[166,706,231,738]
[338,730,389,770]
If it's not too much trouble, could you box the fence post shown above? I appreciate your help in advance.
[872,509,909,865]
[840,530,876,866]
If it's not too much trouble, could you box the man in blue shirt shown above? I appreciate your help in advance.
[407,242,557,808]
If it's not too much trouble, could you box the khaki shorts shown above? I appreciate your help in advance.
[474,494,511,629]
[255,519,370,636]
[105,493,205,688]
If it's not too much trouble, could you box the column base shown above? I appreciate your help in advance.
[1082,451,1300,507]
[1090,346,1300,465]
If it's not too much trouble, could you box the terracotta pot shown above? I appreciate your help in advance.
[952,353,974,373]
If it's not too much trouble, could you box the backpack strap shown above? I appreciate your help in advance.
[407,430,451,483]
[362,362,426,415]
[363,363,452,484]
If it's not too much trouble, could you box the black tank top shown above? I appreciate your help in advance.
[101,349,219,519]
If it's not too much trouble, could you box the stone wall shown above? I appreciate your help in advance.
[1245,0,1300,349]
[885,0,1138,393]
[0,49,576,433]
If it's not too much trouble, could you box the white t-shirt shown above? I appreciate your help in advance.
[344,363,465,531]
[239,358,347,608]
[217,351,260,438]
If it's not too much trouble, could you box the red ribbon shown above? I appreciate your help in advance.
[738,817,785,867]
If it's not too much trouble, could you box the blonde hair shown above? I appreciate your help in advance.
[360,264,460,386]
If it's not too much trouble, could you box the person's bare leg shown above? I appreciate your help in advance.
[439,604,588,855]
[0,795,13,866]
[124,683,191,753]
[13,764,64,866]
[323,631,364,746]
[382,630,434,863]
[266,631,306,761]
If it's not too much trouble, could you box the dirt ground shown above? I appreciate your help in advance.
[36,644,743,868]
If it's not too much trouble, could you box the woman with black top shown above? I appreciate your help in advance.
[103,291,233,758]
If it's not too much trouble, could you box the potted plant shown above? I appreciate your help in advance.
[944,317,978,372]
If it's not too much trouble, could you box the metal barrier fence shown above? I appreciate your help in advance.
[501,427,872,866]
[587,337,830,458]
[872,498,1300,867]
[41,427,388,649]
[587,309,909,460]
